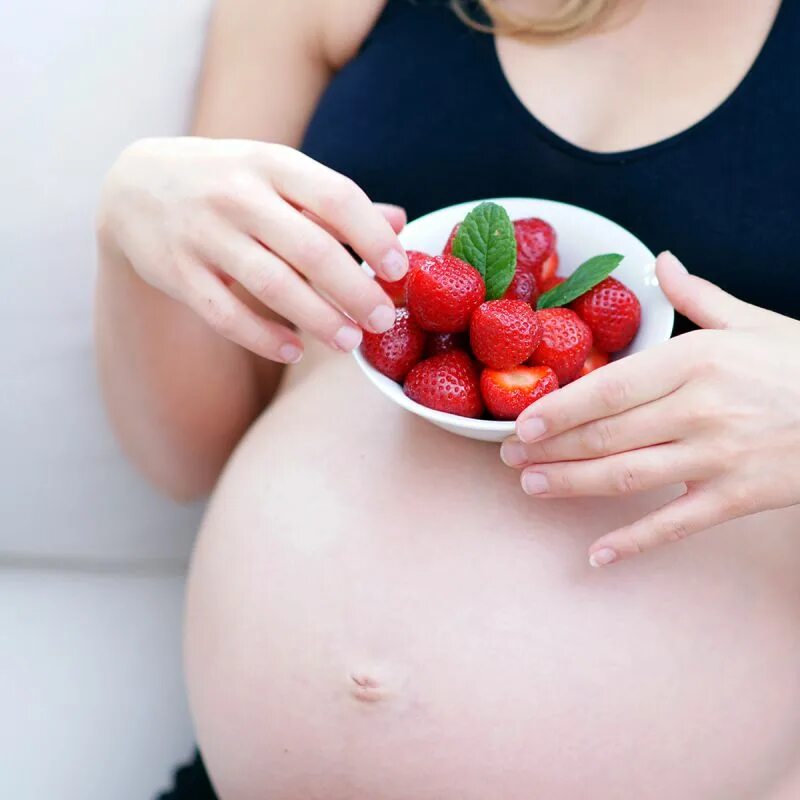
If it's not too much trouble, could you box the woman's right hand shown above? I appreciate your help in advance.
[97,137,408,364]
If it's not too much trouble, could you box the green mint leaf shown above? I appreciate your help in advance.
[536,253,624,309]
[452,202,517,300]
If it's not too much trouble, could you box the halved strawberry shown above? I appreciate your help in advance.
[376,250,430,306]
[480,365,559,420]
[539,274,565,294]
[404,350,483,418]
[538,251,559,285]
[361,307,427,382]
[579,346,610,378]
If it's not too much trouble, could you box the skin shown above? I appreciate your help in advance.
[502,252,800,565]
[95,0,800,796]
[96,0,400,498]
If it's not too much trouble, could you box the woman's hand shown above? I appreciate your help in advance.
[500,252,800,567]
[98,137,408,363]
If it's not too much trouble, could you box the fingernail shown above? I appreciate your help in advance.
[367,305,396,333]
[381,249,408,282]
[333,326,363,352]
[517,416,547,443]
[500,440,527,467]
[661,251,688,274]
[279,343,303,364]
[521,471,549,495]
[589,548,618,568]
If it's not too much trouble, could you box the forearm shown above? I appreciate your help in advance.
[92,0,395,501]
[95,229,262,501]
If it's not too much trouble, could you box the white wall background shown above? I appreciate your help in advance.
[1,1,214,797]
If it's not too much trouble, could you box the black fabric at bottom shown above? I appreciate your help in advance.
[156,751,218,800]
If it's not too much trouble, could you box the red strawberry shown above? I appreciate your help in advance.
[361,307,427,382]
[406,254,484,333]
[579,346,610,378]
[407,250,431,271]
[502,269,540,305]
[514,218,556,278]
[426,332,467,357]
[470,299,542,370]
[530,308,593,385]
[480,365,559,420]
[376,250,430,306]
[442,223,460,256]
[538,251,559,284]
[404,350,483,418]
[539,274,565,294]
[570,277,641,353]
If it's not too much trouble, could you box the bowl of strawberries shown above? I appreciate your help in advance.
[354,197,674,442]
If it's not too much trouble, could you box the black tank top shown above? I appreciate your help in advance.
[302,0,799,327]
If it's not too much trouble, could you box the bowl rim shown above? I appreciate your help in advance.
[353,196,671,434]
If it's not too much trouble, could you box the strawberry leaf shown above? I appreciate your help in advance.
[536,253,624,309]
[452,202,516,300]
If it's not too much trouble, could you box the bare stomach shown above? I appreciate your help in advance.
[185,343,800,800]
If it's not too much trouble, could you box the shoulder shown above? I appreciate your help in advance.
[316,0,392,70]
[319,0,461,70]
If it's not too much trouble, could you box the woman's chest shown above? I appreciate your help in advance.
[302,2,799,320]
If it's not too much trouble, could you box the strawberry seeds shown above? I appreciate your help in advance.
[361,202,642,421]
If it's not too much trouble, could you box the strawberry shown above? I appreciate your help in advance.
[539,274,565,294]
[376,250,430,306]
[570,277,641,353]
[361,307,427,382]
[502,269,540,305]
[442,223,460,256]
[579,346,610,378]
[470,299,541,370]
[530,308,593,385]
[426,332,467,357]
[514,218,556,280]
[406,254,484,333]
[480,365,559,420]
[404,350,483,418]
[538,251,559,285]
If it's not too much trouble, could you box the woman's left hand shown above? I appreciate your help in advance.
[500,252,800,567]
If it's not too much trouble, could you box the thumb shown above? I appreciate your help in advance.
[655,251,765,330]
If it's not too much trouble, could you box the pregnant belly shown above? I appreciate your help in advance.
[185,352,800,800]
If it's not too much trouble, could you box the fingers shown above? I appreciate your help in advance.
[375,203,407,233]
[240,195,397,334]
[184,266,304,362]
[302,202,406,240]
[501,395,686,467]
[265,147,408,281]
[655,251,767,330]
[516,444,706,498]
[201,231,364,352]
[587,485,731,566]
[515,344,686,444]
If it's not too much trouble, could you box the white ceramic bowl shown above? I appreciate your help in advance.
[353,197,674,442]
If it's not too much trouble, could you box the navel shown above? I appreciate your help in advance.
[349,670,388,703]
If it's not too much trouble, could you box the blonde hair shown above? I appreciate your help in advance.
[452,0,619,37]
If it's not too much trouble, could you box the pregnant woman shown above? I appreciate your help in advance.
[96,0,800,797]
